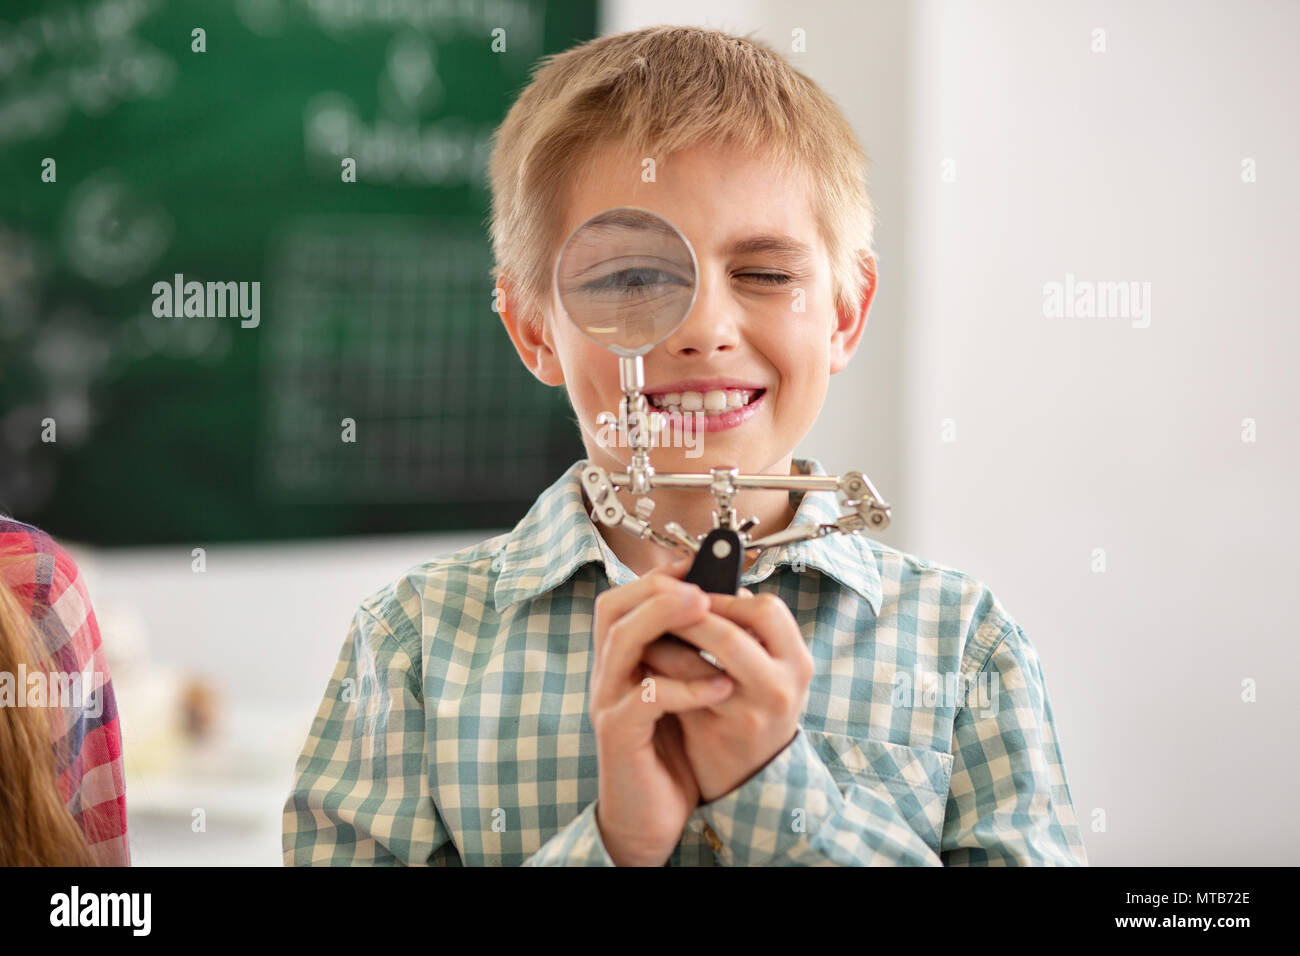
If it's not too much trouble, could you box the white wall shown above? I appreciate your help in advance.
[900,0,1299,864]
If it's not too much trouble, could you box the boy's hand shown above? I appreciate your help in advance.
[588,558,734,866]
[643,587,814,804]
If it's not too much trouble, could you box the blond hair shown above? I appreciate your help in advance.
[0,550,97,866]
[487,25,876,331]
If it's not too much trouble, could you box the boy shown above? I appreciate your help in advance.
[283,26,1088,866]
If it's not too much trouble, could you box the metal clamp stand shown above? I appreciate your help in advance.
[581,355,891,598]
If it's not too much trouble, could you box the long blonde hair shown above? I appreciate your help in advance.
[0,549,96,866]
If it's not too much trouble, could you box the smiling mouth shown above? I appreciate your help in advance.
[646,388,765,416]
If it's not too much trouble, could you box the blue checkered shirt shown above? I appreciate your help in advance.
[283,456,1088,866]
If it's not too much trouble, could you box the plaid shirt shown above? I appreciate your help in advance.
[283,457,1088,866]
[0,518,130,866]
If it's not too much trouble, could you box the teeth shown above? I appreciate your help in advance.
[648,389,760,416]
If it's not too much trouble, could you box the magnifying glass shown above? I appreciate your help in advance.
[554,206,698,357]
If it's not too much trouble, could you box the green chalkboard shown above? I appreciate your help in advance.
[0,0,594,545]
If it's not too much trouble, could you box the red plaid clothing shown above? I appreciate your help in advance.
[1,517,129,866]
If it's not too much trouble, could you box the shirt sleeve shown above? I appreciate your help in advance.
[692,727,944,866]
[282,599,455,865]
[940,621,1089,865]
[521,800,617,866]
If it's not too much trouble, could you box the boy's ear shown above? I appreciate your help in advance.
[829,253,877,375]
[495,273,566,387]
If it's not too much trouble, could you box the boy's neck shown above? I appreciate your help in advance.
[583,454,801,579]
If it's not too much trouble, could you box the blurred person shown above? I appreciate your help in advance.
[0,516,129,866]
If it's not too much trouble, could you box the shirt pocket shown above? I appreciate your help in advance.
[804,729,954,854]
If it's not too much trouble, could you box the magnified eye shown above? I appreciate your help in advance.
[582,266,688,299]
[555,207,699,353]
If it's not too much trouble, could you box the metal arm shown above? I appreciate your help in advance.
[582,352,891,560]
[581,461,891,558]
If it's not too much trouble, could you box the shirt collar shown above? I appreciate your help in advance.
[492,456,882,617]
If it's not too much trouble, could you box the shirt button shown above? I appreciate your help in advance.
[702,824,723,853]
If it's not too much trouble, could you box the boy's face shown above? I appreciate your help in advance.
[501,139,875,479]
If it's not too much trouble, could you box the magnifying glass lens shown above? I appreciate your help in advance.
[555,208,698,355]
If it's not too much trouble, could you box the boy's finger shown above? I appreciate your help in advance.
[703,591,803,662]
[612,672,733,730]
[600,589,709,679]
[671,611,777,686]
[592,558,699,653]
[657,553,693,571]
[643,636,724,679]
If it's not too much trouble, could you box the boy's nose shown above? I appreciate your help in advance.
[662,272,741,357]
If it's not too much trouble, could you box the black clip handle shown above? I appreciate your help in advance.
[662,527,742,652]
